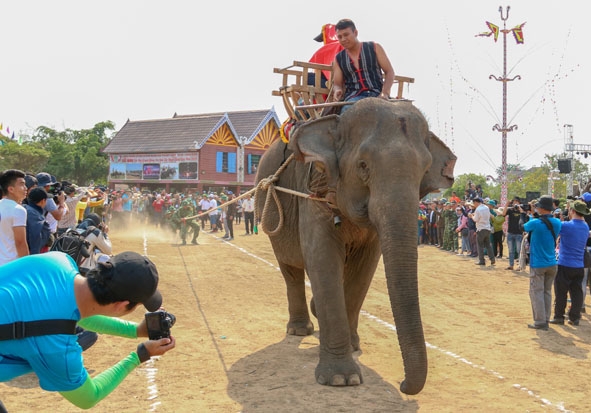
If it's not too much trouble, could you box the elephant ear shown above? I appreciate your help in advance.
[288,115,340,190]
[420,131,457,199]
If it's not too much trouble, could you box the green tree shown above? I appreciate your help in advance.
[28,121,115,185]
[0,140,50,172]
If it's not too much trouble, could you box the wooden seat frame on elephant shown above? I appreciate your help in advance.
[272,60,415,121]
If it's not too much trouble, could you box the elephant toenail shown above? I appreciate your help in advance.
[331,375,347,386]
[348,374,361,386]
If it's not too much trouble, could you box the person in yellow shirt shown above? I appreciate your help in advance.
[76,196,88,223]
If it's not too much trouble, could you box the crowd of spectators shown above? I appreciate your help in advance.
[418,182,591,330]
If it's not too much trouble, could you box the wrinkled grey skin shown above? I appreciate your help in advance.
[255,98,456,395]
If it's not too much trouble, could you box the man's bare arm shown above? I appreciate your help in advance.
[13,226,29,258]
[375,42,395,98]
[331,60,345,101]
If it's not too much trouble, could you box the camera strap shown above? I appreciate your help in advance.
[0,319,77,341]
[539,216,557,247]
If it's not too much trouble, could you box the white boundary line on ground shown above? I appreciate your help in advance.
[214,234,570,412]
[140,230,161,412]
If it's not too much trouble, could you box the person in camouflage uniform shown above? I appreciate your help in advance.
[175,199,200,245]
[442,202,457,251]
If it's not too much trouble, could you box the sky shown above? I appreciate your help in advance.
[1,0,589,177]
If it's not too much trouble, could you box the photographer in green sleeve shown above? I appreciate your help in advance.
[0,251,176,410]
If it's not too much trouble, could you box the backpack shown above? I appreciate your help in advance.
[50,227,92,267]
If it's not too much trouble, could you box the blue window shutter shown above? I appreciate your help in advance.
[216,152,223,173]
[247,154,252,174]
[228,152,237,173]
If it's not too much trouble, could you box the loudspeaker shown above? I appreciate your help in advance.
[557,159,572,174]
[526,191,541,203]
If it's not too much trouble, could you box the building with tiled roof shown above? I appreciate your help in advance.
[103,108,281,193]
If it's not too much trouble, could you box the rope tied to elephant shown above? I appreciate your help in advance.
[254,154,330,236]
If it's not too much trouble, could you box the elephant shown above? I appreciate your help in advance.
[254,98,456,395]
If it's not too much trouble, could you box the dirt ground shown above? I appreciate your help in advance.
[1,221,590,412]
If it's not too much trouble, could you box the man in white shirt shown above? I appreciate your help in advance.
[469,197,496,266]
[0,169,29,265]
[242,194,255,235]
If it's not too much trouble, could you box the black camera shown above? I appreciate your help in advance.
[145,310,176,340]
[519,204,531,211]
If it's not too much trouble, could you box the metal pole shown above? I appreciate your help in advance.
[564,124,574,196]
[490,6,520,207]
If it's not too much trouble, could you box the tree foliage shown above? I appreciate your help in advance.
[0,121,115,185]
[445,155,590,203]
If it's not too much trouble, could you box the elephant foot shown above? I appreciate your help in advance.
[315,359,363,386]
[286,319,314,336]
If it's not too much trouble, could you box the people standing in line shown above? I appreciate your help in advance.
[331,18,395,113]
[469,197,496,266]
[0,169,29,265]
[24,188,52,255]
[503,197,527,271]
[242,193,255,235]
[549,200,590,326]
[523,195,562,330]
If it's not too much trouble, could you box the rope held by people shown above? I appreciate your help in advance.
[184,153,329,236]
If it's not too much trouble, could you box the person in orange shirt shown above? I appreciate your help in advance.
[449,191,462,204]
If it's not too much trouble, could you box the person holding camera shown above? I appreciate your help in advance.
[523,195,562,330]
[35,172,66,222]
[75,213,112,275]
[0,251,176,409]
[57,184,89,235]
[549,200,590,326]
[503,196,527,271]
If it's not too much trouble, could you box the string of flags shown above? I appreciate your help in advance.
[0,122,18,145]
[475,21,526,44]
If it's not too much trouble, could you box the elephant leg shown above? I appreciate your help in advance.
[278,261,314,336]
[343,239,382,351]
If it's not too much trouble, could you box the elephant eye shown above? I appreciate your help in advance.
[356,160,370,182]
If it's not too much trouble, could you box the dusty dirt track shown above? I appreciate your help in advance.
[1,222,590,412]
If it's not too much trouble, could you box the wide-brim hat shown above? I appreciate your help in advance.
[35,172,57,187]
[572,200,591,216]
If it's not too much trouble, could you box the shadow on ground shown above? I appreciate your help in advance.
[227,334,418,413]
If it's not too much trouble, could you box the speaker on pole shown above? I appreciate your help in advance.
[557,159,572,174]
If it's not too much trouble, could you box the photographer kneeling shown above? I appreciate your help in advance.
[0,251,176,410]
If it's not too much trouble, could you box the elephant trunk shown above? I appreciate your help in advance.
[372,196,427,395]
